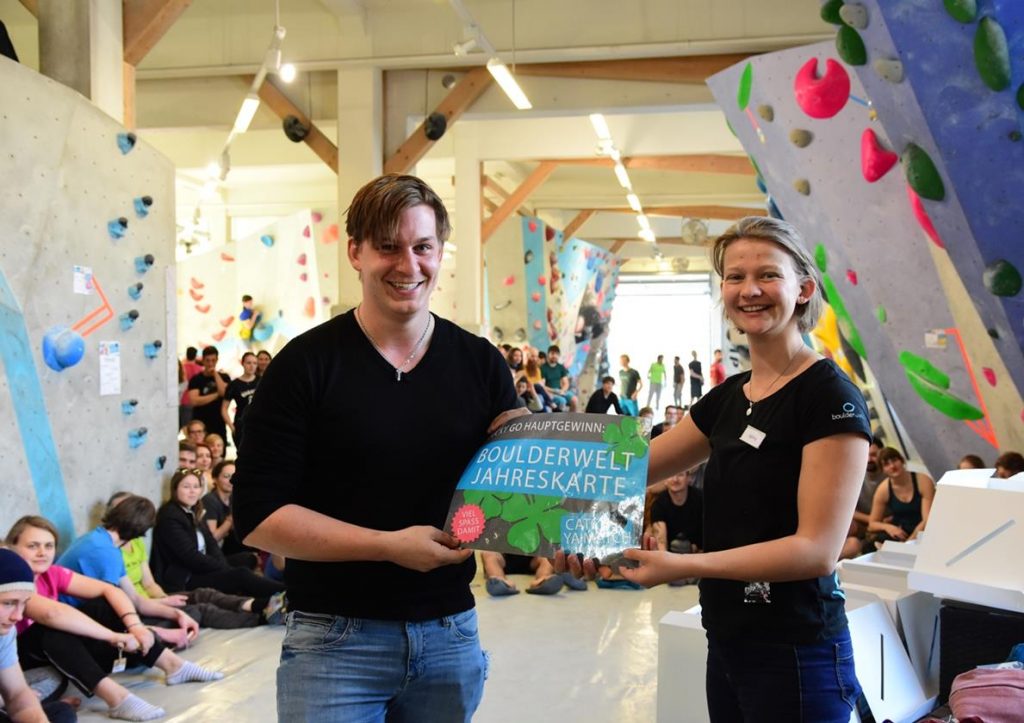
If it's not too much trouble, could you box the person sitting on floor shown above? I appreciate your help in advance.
[203,434,225,469]
[0,548,77,723]
[994,451,1024,479]
[194,444,214,493]
[151,469,284,600]
[479,552,586,596]
[584,376,623,415]
[105,493,282,630]
[840,436,886,560]
[7,517,222,722]
[201,461,258,570]
[958,454,986,470]
[646,468,703,585]
[515,378,543,413]
[867,447,935,545]
[176,442,197,470]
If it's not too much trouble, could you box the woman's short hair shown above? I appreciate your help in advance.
[204,433,225,449]
[712,216,824,334]
[211,459,236,479]
[878,447,905,466]
[959,454,986,469]
[345,174,451,248]
[5,515,59,547]
[101,495,156,541]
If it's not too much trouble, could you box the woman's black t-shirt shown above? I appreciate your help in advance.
[689,358,871,644]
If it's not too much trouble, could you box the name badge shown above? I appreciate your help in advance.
[740,424,766,449]
[111,646,126,673]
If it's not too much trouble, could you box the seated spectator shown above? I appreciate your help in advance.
[515,378,543,413]
[177,441,197,469]
[994,451,1024,479]
[479,553,584,596]
[868,448,935,544]
[650,405,681,438]
[638,407,655,433]
[106,493,280,630]
[202,462,258,568]
[182,420,205,447]
[505,347,524,377]
[194,444,214,491]
[840,436,886,559]
[522,349,554,412]
[646,468,703,584]
[151,469,284,599]
[7,517,221,721]
[540,345,578,412]
[584,376,623,415]
[0,548,77,723]
[203,434,225,469]
[958,454,986,470]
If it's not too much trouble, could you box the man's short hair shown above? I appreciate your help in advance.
[179,440,197,453]
[202,345,219,358]
[870,436,884,449]
[242,295,253,303]
[994,451,1024,475]
[185,346,198,361]
[345,174,451,248]
[601,376,615,385]
[548,345,561,355]
[101,495,156,541]
[620,354,630,363]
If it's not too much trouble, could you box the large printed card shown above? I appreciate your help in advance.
[444,413,650,561]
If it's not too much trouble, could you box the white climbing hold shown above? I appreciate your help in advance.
[873,57,904,83]
[839,3,869,30]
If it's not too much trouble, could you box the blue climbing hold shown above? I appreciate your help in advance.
[41,326,85,372]
[108,217,128,240]
[260,234,275,248]
[117,132,137,154]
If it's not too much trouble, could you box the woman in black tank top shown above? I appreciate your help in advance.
[868,447,936,542]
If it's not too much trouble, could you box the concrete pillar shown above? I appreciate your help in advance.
[37,0,123,122]
[453,125,483,333]
[335,67,383,312]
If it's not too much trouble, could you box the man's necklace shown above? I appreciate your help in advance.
[355,305,432,381]
[745,346,805,416]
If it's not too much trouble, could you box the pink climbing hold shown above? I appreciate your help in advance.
[861,129,898,182]
[533,320,542,330]
[297,253,307,265]
[793,57,851,119]
[219,316,234,328]
[983,367,996,387]
[531,292,541,302]
[303,226,311,238]
[322,296,330,305]
[503,275,516,286]
[528,221,538,233]
[906,186,945,249]
[537,274,547,286]
[190,277,204,290]
[300,272,308,282]
[211,329,226,342]
[312,211,323,223]
[195,304,210,314]
[189,289,204,302]
[846,269,858,285]
[220,252,235,262]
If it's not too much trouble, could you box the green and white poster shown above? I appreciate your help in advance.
[444,413,650,561]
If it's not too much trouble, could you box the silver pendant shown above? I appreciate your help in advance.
[746,404,752,416]
[395,369,402,381]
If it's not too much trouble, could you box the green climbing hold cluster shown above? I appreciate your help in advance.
[836,26,867,66]
[821,0,844,25]
[983,259,1022,297]
[898,351,984,421]
[814,243,828,273]
[876,305,887,323]
[822,275,867,359]
[901,144,945,201]
[943,0,977,24]
[974,17,1011,91]
[737,63,753,110]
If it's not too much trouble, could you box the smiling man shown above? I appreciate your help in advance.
[233,174,520,722]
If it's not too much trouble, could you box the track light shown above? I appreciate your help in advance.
[487,58,532,110]
[453,38,478,56]
[627,193,642,212]
[613,162,631,189]
[279,63,296,83]
[589,113,611,140]
[233,94,260,133]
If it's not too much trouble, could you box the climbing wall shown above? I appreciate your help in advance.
[0,56,177,545]
[707,38,1021,474]
[176,210,329,368]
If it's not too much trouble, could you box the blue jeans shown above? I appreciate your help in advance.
[706,629,860,722]
[277,609,487,722]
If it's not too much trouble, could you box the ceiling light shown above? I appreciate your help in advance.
[453,38,478,56]
[637,214,651,232]
[279,63,296,83]
[627,193,642,212]
[609,148,622,163]
[204,161,221,179]
[589,113,611,140]
[613,162,631,189]
[639,228,656,243]
[486,58,532,110]
[233,94,260,133]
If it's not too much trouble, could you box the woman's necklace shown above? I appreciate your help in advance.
[355,305,432,381]
[745,346,805,416]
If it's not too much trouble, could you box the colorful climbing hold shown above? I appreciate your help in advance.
[260,234,274,248]
[304,297,316,318]
[134,254,154,274]
[190,277,204,289]
[211,329,226,342]
[943,0,977,23]
[846,269,858,286]
[839,3,868,29]
[528,221,538,233]
[524,250,534,265]
[898,351,984,420]
[987,327,1000,339]
[982,259,1022,296]
[790,129,814,148]
[503,275,516,286]
[757,104,774,122]
[41,326,85,372]
[836,26,867,66]
[107,217,128,240]
[312,211,323,223]
[861,128,898,182]
[300,272,308,282]
[220,252,235,262]
[302,226,311,238]
[133,196,153,218]
[538,275,547,286]
[814,243,828,273]
[901,144,945,201]
[322,224,340,244]
[128,283,143,301]
[876,305,887,323]
[737,63,753,110]
[142,340,162,360]
[873,58,904,84]
[531,292,541,302]
[533,320,543,330]
[820,0,844,25]
[545,226,556,242]
[767,197,784,220]
[297,253,307,266]
[219,316,234,328]
[755,175,767,194]
[195,304,210,314]
[189,288,203,302]
[116,132,137,154]
[1017,83,1024,111]
[793,179,811,195]
[982,367,997,386]
[822,275,867,359]
[974,17,1011,91]
[906,186,945,249]
[794,58,851,119]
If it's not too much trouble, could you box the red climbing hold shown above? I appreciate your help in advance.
[302,226,311,238]
[537,274,547,286]
[906,186,945,249]
[312,211,323,223]
[545,226,556,242]
[211,329,226,342]
[195,304,210,314]
[190,277,204,290]
[846,269,858,285]
[300,273,308,282]
[531,292,541,302]
[794,58,851,119]
[528,221,538,233]
[189,289,204,302]
[861,129,898,182]
[503,275,516,286]
[297,253,307,265]
[983,367,996,387]
[220,252,235,262]
[219,316,234,328]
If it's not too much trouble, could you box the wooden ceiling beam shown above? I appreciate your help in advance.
[445,54,753,84]
[481,161,557,243]
[384,67,492,175]
[610,240,627,254]
[481,176,511,202]
[553,154,754,175]
[563,209,595,240]
[123,0,193,66]
[601,205,765,220]
[255,76,339,173]
[17,0,37,16]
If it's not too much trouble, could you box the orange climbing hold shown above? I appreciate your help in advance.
[304,297,316,318]
[190,278,204,289]
[195,304,210,314]
[189,289,204,301]
[211,329,226,342]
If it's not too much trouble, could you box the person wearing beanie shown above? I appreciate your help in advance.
[0,547,76,722]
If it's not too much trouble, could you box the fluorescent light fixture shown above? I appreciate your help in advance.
[589,113,611,140]
[486,58,532,110]
[613,162,631,189]
[279,63,296,83]
[637,214,651,231]
[204,161,221,179]
[200,179,219,200]
[233,94,260,133]
[627,193,642,212]
[639,228,656,243]
[596,139,615,156]
[609,148,622,163]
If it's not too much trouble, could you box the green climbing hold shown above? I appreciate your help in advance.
[983,259,1022,297]
[876,305,887,323]
[822,275,867,359]
[974,17,1011,91]
[901,143,945,201]
[836,26,867,66]
[899,351,949,388]
[814,244,828,273]
[1016,83,1024,111]
[987,327,1000,339]
[943,0,977,24]
[737,63,753,110]
[821,0,844,25]
[898,351,984,421]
